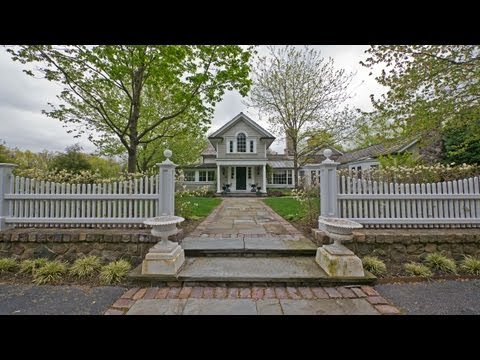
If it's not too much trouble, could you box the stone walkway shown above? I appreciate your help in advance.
[189,198,304,238]
[105,285,400,315]
[109,197,400,315]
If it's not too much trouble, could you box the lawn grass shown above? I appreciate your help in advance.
[177,196,222,219]
[263,197,304,221]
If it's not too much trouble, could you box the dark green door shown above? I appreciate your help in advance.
[236,167,246,190]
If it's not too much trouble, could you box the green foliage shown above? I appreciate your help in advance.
[99,260,131,285]
[19,258,49,275]
[0,140,14,163]
[10,148,54,171]
[32,260,68,284]
[7,45,254,172]
[404,262,433,277]
[339,163,480,183]
[249,46,357,185]
[361,45,480,156]
[70,256,103,279]
[460,255,480,275]
[86,155,123,178]
[362,256,387,276]
[136,131,209,172]
[424,252,457,274]
[378,152,420,168]
[291,186,320,227]
[50,144,92,173]
[0,258,18,273]
[443,120,480,165]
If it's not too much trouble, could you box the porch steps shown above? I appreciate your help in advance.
[215,193,267,197]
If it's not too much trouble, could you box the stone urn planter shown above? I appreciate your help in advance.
[141,215,185,275]
[315,216,365,277]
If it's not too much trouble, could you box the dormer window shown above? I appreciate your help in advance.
[237,133,246,152]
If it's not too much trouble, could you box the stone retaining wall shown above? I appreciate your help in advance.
[312,228,480,264]
[0,229,184,265]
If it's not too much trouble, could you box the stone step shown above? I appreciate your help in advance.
[215,193,267,197]
[180,236,317,257]
[128,256,376,286]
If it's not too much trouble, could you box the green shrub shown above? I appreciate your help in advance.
[362,256,387,276]
[460,255,480,275]
[99,260,131,285]
[404,262,433,277]
[32,260,68,285]
[70,256,102,279]
[425,252,457,274]
[0,258,18,273]
[19,258,49,275]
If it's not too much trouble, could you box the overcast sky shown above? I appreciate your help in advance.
[0,45,386,154]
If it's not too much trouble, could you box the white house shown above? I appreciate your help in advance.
[179,112,420,194]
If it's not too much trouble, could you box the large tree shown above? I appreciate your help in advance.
[249,46,356,184]
[7,45,253,172]
[361,45,480,152]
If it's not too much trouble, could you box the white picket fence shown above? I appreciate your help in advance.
[337,176,480,228]
[3,175,160,228]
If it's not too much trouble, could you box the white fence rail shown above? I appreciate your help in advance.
[337,176,480,228]
[315,149,480,229]
[3,175,160,228]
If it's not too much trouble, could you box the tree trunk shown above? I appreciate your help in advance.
[127,146,137,173]
[126,66,144,173]
[293,158,299,189]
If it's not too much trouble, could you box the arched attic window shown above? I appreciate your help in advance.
[237,133,246,152]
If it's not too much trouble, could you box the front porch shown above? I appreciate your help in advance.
[216,163,268,194]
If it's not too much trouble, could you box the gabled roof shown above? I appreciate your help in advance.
[201,143,216,156]
[337,138,419,164]
[208,112,275,139]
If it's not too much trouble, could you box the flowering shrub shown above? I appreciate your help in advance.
[13,167,148,184]
[291,184,319,227]
[338,163,480,184]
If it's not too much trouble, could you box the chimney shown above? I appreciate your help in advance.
[284,129,294,156]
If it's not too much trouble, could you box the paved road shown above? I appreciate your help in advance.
[0,284,125,315]
[376,279,480,315]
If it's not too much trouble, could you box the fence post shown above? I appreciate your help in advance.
[156,149,176,216]
[0,163,16,231]
[319,149,339,220]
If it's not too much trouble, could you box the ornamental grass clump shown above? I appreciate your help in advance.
[70,256,102,279]
[404,262,433,277]
[32,260,68,285]
[19,258,49,275]
[99,260,131,284]
[460,255,480,275]
[362,256,387,276]
[424,252,457,274]
[0,258,18,273]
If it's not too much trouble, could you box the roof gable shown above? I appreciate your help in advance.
[338,138,419,164]
[209,112,275,139]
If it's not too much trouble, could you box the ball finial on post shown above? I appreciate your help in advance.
[323,148,332,160]
[164,149,172,159]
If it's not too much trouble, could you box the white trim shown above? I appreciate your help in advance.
[235,130,249,137]
[216,160,267,166]
[209,112,275,139]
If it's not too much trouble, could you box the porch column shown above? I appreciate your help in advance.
[217,165,221,193]
[291,169,295,187]
[262,164,267,193]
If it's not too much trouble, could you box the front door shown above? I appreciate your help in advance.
[236,167,246,190]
